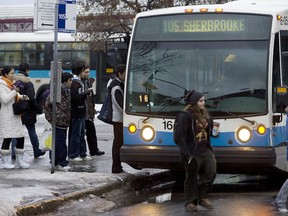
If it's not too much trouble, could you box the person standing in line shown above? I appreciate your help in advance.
[110,64,126,173]
[274,179,288,213]
[83,66,105,156]
[68,60,92,161]
[0,66,30,169]
[14,63,46,159]
[273,106,288,213]
[174,90,216,212]
[44,72,73,171]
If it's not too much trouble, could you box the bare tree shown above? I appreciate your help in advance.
[76,0,231,50]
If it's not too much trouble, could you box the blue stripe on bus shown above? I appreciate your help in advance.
[28,70,97,78]
[124,127,271,147]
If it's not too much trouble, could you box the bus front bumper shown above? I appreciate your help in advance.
[120,146,277,174]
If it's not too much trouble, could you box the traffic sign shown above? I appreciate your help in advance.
[34,0,56,30]
[58,1,77,33]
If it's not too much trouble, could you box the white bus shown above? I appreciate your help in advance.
[0,31,100,110]
[121,0,288,174]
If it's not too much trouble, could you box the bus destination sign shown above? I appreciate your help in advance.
[163,19,246,33]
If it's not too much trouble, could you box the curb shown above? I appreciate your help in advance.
[15,170,172,216]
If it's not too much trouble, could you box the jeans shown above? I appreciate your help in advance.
[68,118,87,159]
[50,127,69,167]
[275,179,288,209]
[25,124,42,157]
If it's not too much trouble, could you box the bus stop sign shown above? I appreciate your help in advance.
[58,0,77,33]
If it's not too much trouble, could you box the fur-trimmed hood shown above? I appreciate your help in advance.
[14,72,31,83]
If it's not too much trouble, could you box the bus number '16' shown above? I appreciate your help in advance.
[163,120,174,130]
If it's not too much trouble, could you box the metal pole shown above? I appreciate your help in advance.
[51,1,59,174]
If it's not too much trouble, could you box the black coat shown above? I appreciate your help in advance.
[14,71,37,125]
[174,111,214,162]
[70,77,90,119]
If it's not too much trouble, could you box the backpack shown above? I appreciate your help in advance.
[97,79,119,124]
[36,84,50,114]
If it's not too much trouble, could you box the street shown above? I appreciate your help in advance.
[2,113,287,216]
[41,172,287,216]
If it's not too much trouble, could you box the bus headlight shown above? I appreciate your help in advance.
[128,123,137,134]
[236,126,252,143]
[141,125,155,142]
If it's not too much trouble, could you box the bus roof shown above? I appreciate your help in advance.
[136,0,288,18]
[0,4,33,19]
[0,31,78,42]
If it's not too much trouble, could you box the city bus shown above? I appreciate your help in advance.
[0,31,97,89]
[121,0,288,174]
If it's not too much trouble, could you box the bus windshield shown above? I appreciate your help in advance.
[126,14,271,118]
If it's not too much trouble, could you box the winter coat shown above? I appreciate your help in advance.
[84,78,96,120]
[70,75,90,119]
[0,79,25,138]
[14,71,37,125]
[175,111,214,162]
[44,83,71,127]
[109,77,124,123]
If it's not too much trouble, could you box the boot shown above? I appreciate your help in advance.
[15,148,29,169]
[0,149,15,169]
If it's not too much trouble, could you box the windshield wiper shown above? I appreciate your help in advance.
[142,95,185,123]
[206,104,256,125]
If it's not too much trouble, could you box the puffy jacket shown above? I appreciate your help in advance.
[44,83,71,127]
[109,77,124,123]
[14,71,37,125]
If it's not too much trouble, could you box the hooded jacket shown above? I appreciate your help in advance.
[14,71,37,125]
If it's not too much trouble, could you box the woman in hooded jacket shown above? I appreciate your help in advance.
[0,66,29,169]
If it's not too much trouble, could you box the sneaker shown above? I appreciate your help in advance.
[273,201,288,213]
[278,208,288,213]
[198,199,214,209]
[68,157,83,162]
[81,156,92,161]
[185,203,197,211]
[55,165,71,172]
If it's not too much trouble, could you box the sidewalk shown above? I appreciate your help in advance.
[0,107,169,216]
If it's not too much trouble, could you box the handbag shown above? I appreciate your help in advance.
[40,122,52,151]
[97,91,113,124]
[13,99,30,115]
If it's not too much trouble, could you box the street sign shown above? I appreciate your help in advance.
[34,0,56,30]
[58,1,77,33]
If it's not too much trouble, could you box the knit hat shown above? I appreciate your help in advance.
[185,90,203,106]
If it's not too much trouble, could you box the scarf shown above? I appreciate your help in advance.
[1,76,19,102]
